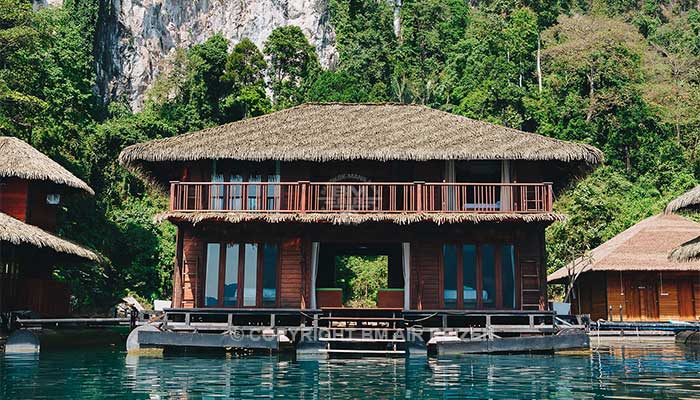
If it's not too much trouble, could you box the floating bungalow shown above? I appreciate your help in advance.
[0,137,98,318]
[548,214,700,322]
[119,103,601,355]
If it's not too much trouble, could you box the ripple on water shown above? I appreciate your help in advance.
[1,342,700,399]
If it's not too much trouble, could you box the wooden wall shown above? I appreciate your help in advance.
[0,178,29,221]
[172,221,548,311]
[574,271,700,321]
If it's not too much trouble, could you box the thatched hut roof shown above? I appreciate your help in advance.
[157,211,565,226]
[548,214,700,284]
[665,185,700,214]
[669,236,700,263]
[119,103,603,184]
[0,212,100,262]
[0,136,94,195]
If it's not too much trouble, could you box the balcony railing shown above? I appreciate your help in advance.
[169,181,553,213]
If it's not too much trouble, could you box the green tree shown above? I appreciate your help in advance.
[264,26,320,107]
[221,38,271,119]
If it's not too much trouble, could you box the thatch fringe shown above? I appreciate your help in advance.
[669,237,700,263]
[665,185,700,214]
[119,103,603,179]
[0,136,94,195]
[0,212,100,262]
[156,211,565,226]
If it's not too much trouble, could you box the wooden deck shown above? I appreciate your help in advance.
[169,181,554,213]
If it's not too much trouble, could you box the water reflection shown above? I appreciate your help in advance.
[2,342,700,399]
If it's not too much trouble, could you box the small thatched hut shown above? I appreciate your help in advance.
[0,136,98,317]
[548,214,700,321]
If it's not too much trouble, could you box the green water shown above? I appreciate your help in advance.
[2,342,700,399]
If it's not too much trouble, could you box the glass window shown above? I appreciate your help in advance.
[243,244,259,306]
[502,245,516,309]
[248,175,261,210]
[223,244,239,306]
[443,244,457,308]
[462,245,477,308]
[205,243,220,306]
[482,245,496,307]
[229,174,243,210]
[262,244,278,307]
[210,173,224,210]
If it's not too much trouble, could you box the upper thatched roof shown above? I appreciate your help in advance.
[119,103,603,182]
[548,214,700,283]
[0,212,100,262]
[0,136,94,195]
[665,185,700,214]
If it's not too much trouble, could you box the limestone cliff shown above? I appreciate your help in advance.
[94,0,337,110]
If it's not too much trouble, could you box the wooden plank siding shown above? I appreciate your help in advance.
[570,271,700,322]
[279,238,304,307]
[0,178,29,221]
[410,241,442,309]
[181,229,203,308]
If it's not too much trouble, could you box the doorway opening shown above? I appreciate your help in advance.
[316,243,403,308]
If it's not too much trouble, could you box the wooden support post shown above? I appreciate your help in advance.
[299,181,309,213]
[185,312,191,327]
[544,182,553,211]
[227,313,233,330]
[415,182,424,212]
[270,314,276,328]
[169,181,178,210]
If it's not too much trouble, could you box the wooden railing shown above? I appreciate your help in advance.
[169,181,553,213]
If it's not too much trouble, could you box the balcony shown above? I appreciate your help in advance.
[169,181,553,214]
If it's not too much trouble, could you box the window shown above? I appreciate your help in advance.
[262,244,279,307]
[502,245,516,309]
[223,244,239,306]
[243,244,258,306]
[443,245,458,308]
[481,245,496,308]
[204,242,279,307]
[442,243,517,309]
[205,243,221,306]
[462,245,477,308]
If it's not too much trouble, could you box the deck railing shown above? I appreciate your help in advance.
[169,181,553,213]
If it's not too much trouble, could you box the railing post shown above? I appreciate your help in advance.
[299,181,309,213]
[544,182,553,212]
[169,181,178,211]
[415,181,424,212]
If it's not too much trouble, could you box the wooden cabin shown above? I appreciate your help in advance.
[0,137,98,318]
[120,103,602,314]
[548,214,700,322]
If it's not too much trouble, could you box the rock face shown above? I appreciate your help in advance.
[95,0,337,110]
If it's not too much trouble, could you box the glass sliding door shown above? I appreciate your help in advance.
[443,244,458,308]
[501,245,516,309]
[262,244,279,306]
[243,243,259,307]
[205,243,221,306]
[223,244,239,306]
[462,245,478,308]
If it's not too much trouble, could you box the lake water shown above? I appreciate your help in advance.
[2,341,700,399]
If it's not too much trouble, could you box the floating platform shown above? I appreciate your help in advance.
[123,308,589,357]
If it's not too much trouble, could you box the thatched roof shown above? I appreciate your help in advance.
[665,185,700,214]
[119,103,603,183]
[669,236,700,263]
[0,212,100,262]
[0,137,94,195]
[548,214,700,284]
[158,211,565,226]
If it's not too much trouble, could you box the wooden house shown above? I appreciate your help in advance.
[0,137,99,317]
[120,103,602,315]
[548,214,700,322]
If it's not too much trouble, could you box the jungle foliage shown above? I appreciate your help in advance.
[1,0,699,310]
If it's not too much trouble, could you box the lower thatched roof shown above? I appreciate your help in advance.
[157,211,564,226]
[665,185,700,214]
[0,212,100,262]
[548,214,700,284]
[119,103,603,185]
[0,136,94,195]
